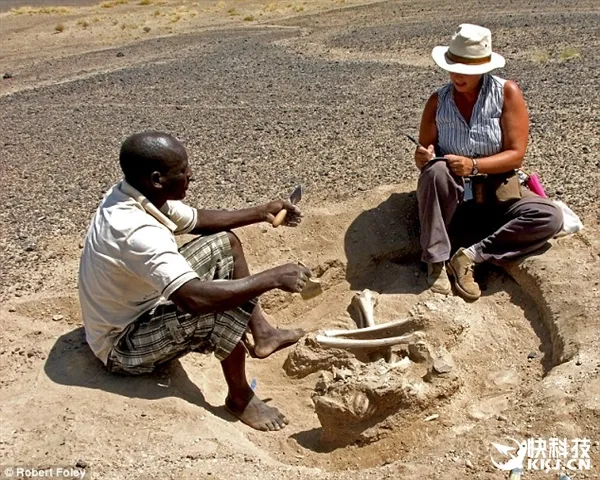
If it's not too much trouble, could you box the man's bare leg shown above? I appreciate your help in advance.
[222,342,289,431]
[227,232,304,358]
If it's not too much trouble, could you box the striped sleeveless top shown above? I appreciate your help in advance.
[436,74,506,158]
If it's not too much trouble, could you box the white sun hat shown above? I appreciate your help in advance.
[432,24,505,75]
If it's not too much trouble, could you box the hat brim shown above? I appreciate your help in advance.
[432,46,505,74]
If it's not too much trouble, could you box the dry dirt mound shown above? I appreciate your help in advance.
[1,183,598,479]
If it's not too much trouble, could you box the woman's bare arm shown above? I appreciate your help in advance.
[475,80,529,174]
[415,93,438,169]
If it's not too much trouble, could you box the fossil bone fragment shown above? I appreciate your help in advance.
[322,318,413,338]
[350,289,377,328]
[315,332,423,350]
[386,356,412,371]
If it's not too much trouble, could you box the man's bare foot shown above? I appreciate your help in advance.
[225,393,289,431]
[253,328,305,358]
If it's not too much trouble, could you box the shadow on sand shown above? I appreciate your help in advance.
[44,327,232,422]
[343,190,421,293]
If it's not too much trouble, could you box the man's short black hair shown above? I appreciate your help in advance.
[119,131,186,185]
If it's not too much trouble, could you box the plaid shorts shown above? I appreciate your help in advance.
[106,232,257,375]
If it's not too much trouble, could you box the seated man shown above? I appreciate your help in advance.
[79,131,311,431]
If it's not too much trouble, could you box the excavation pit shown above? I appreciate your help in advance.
[3,184,597,479]
[248,258,556,471]
[232,184,593,473]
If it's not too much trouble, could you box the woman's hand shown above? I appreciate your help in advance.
[415,145,435,169]
[445,155,474,177]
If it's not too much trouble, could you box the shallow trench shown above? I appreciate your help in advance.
[244,252,560,472]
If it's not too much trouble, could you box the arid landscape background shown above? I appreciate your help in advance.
[1,0,599,478]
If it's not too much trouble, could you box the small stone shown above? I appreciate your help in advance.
[116,52,124,57]
[333,367,353,381]
[575,360,582,366]
[496,414,508,422]
[3,73,13,79]
[424,300,438,311]
[75,460,87,469]
[79,241,85,249]
[8,307,16,313]
[52,314,64,321]
[527,352,537,360]
[409,341,432,363]
[424,414,439,422]
[465,459,474,469]
[433,357,452,374]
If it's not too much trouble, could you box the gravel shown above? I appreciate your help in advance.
[0,0,598,299]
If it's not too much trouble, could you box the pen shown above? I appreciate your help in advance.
[405,134,426,150]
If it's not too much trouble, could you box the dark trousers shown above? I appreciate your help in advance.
[417,160,563,265]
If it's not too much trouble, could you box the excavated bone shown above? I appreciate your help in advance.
[350,289,377,328]
[315,331,423,350]
[386,356,412,371]
[322,318,413,338]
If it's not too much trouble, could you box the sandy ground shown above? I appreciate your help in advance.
[1,0,599,479]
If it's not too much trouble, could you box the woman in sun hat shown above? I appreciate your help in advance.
[415,24,563,301]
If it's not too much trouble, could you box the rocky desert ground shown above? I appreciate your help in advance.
[0,0,599,479]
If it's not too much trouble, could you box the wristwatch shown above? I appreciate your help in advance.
[471,158,479,175]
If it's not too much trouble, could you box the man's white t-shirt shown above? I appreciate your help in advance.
[79,180,199,364]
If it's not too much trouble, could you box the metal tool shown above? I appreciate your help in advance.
[405,133,448,164]
[297,260,323,300]
[300,277,323,300]
[405,133,425,149]
[272,185,302,227]
[508,468,522,480]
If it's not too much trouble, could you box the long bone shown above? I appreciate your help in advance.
[322,318,413,338]
[350,289,376,328]
[315,331,423,349]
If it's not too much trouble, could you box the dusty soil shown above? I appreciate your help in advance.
[1,0,599,479]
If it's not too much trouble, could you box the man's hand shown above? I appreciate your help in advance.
[415,145,435,169]
[264,200,302,227]
[445,155,474,177]
[272,263,311,293]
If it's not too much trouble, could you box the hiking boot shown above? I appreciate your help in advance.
[448,248,481,301]
[427,262,451,295]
